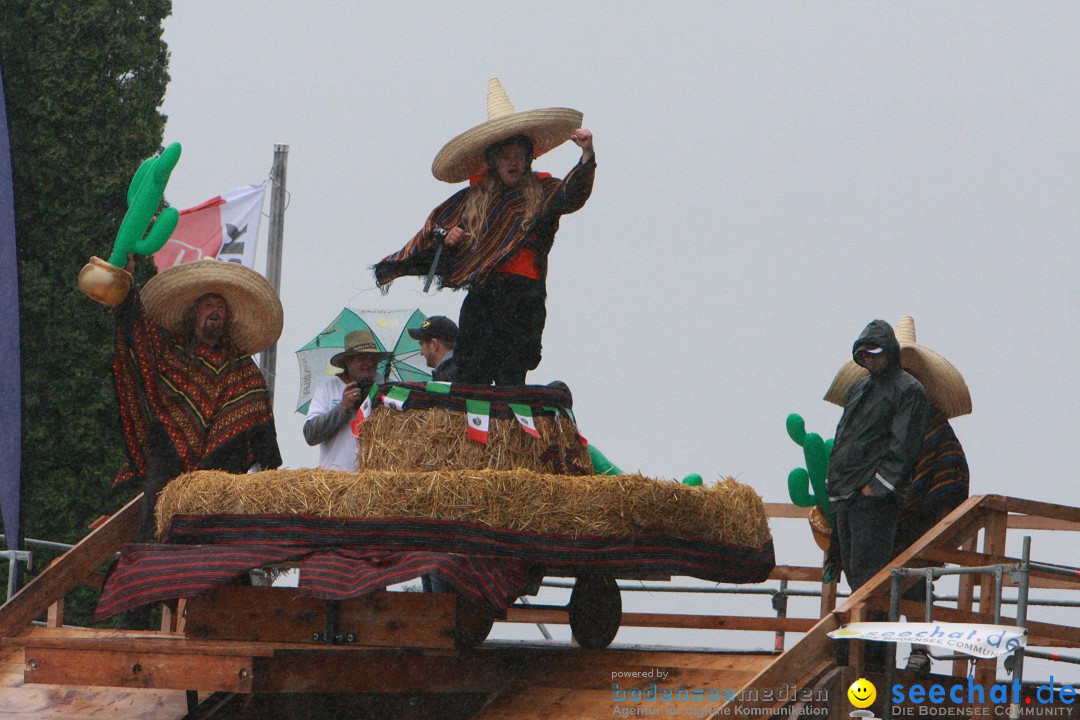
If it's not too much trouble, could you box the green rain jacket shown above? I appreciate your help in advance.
[826,319,931,502]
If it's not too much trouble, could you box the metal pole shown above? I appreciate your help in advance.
[259,144,288,401]
[1008,537,1032,719]
[772,579,788,654]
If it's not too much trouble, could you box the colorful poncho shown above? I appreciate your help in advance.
[112,291,281,487]
[374,159,595,289]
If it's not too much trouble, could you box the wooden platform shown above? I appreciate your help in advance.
[0,642,191,719]
[5,494,1080,718]
[2,626,775,719]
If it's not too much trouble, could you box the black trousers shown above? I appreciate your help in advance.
[834,491,899,593]
[456,275,546,386]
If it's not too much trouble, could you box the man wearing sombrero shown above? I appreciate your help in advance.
[826,320,931,599]
[374,78,595,386]
[303,330,391,470]
[111,259,283,540]
[825,316,970,673]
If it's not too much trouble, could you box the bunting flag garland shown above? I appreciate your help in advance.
[508,403,541,438]
[465,399,491,444]
[382,385,412,411]
[350,384,381,437]
[425,381,452,395]
[562,407,588,446]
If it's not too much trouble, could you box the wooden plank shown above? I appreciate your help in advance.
[974,508,1008,690]
[1007,514,1080,531]
[23,646,254,693]
[16,628,276,657]
[988,496,1080,525]
[0,646,191,719]
[184,586,456,648]
[253,648,529,694]
[501,607,815,632]
[339,590,455,649]
[954,534,977,677]
[0,495,141,639]
[769,565,824,582]
[763,503,810,519]
[714,613,841,716]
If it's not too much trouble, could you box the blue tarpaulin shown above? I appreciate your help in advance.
[0,60,22,554]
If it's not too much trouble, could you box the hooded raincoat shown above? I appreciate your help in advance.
[827,320,931,502]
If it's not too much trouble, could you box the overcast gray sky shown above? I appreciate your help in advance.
[159,2,1080,650]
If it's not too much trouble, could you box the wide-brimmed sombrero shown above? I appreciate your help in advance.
[330,330,393,369]
[431,77,583,183]
[823,316,972,418]
[141,259,283,356]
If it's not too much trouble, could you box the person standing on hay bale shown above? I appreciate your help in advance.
[304,330,392,470]
[824,315,970,674]
[408,315,460,381]
[374,78,595,386]
[111,259,284,541]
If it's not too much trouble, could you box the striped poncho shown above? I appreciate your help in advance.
[373,158,596,289]
[895,405,969,545]
[112,291,281,487]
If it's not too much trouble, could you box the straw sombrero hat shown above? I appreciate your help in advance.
[823,316,971,418]
[330,330,393,369]
[431,77,583,183]
[141,259,283,356]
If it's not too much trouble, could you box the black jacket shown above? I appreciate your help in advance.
[827,320,930,502]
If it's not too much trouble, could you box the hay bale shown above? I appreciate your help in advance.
[156,468,771,548]
[358,406,592,475]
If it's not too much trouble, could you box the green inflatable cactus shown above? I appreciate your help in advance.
[587,444,703,486]
[107,142,182,266]
[786,413,834,520]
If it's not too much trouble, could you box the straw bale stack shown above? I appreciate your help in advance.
[156,468,771,548]
[358,407,592,475]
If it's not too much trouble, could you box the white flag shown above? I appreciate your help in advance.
[155,184,265,270]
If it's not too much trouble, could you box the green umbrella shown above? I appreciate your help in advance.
[295,308,430,414]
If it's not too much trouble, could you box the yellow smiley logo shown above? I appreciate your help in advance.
[847,677,876,708]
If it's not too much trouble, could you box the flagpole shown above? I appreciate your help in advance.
[259,144,288,401]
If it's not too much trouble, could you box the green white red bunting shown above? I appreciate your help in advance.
[508,403,541,438]
[465,399,490,444]
[350,384,381,437]
[382,385,411,412]
[560,407,587,446]
[425,381,451,395]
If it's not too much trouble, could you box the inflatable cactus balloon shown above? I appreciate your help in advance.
[785,413,833,520]
[108,142,182,266]
[587,444,623,476]
[79,142,183,306]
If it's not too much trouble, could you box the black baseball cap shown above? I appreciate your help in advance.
[407,315,458,343]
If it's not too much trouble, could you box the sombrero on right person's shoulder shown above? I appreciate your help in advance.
[431,77,583,184]
[823,316,972,418]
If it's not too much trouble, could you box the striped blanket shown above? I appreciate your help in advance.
[95,515,775,620]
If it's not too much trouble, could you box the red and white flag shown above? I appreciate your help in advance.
[154,184,265,271]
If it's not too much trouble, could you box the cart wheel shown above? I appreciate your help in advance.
[454,594,495,649]
[569,574,621,649]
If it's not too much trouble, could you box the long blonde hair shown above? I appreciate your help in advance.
[460,171,545,245]
[460,135,545,246]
